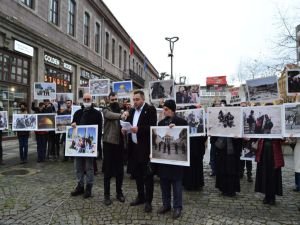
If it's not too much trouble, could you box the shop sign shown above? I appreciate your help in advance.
[44,54,60,66]
[63,62,72,71]
[14,40,34,57]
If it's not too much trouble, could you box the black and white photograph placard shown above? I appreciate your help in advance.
[282,103,300,137]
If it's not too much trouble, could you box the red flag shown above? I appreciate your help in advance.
[130,39,134,56]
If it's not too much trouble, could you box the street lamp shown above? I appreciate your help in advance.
[165,36,179,80]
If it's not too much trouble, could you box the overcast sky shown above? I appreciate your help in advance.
[103,0,299,85]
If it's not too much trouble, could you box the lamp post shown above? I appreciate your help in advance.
[165,36,179,80]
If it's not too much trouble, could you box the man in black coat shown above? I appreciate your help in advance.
[156,99,188,219]
[70,93,102,199]
[125,90,157,213]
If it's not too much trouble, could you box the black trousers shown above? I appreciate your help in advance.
[131,144,154,203]
[239,159,252,177]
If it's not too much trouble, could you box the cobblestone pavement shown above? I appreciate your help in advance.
[0,142,299,225]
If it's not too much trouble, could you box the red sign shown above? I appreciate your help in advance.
[206,76,227,86]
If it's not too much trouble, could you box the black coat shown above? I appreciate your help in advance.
[72,106,103,154]
[127,103,157,164]
[157,115,188,180]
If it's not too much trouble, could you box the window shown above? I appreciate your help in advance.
[0,50,30,85]
[20,0,33,8]
[119,45,122,68]
[112,39,115,64]
[67,0,76,36]
[123,50,127,71]
[95,23,100,53]
[136,62,138,74]
[44,66,72,92]
[49,0,59,25]
[132,58,135,71]
[105,32,109,60]
[83,12,90,46]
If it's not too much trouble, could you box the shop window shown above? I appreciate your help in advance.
[44,66,72,92]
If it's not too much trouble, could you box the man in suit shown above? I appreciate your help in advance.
[125,90,157,212]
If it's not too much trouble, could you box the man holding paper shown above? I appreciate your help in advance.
[125,90,157,213]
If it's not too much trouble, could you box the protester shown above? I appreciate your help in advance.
[60,99,72,161]
[31,101,48,163]
[215,101,242,197]
[17,102,30,164]
[156,99,187,219]
[102,92,128,205]
[70,93,102,198]
[125,90,157,213]
[255,138,284,205]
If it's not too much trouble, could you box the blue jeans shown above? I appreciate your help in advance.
[75,157,94,186]
[18,136,29,161]
[295,172,300,191]
[160,178,182,209]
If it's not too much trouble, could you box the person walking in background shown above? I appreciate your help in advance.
[70,93,102,199]
[17,102,30,164]
[156,99,187,219]
[102,92,128,205]
[125,90,157,213]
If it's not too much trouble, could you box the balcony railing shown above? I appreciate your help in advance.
[123,69,145,87]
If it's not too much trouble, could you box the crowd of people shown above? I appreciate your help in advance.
[0,92,300,218]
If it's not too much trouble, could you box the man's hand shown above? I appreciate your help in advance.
[71,122,76,128]
[131,126,138,133]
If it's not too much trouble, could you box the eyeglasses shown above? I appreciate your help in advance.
[83,98,91,102]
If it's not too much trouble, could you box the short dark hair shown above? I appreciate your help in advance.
[19,102,27,108]
[39,102,45,107]
[65,99,72,103]
[133,90,144,97]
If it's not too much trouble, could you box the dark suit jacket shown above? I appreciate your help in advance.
[127,103,157,163]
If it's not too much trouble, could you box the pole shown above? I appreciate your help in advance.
[165,37,179,80]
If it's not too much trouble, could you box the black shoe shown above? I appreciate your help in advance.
[116,193,125,203]
[144,202,152,213]
[130,197,145,206]
[263,198,269,204]
[83,184,92,198]
[172,208,182,219]
[157,206,171,214]
[104,196,112,206]
[71,184,84,196]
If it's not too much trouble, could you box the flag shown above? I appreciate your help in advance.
[130,39,134,56]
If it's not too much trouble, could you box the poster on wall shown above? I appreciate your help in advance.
[150,126,190,166]
[34,82,56,100]
[65,125,98,157]
[207,107,242,137]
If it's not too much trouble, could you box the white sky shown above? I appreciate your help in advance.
[103,0,299,85]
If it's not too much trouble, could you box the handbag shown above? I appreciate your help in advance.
[215,137,226,149]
